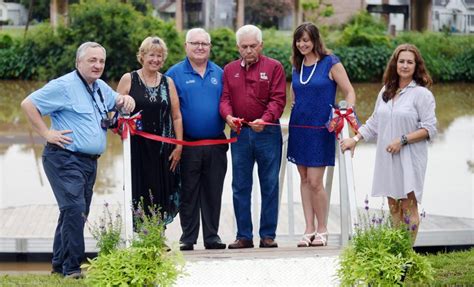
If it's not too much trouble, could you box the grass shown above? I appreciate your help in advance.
[418,248,474,285]
[0,25,40,39]
[1,248,473,285]
[0,274,87,286]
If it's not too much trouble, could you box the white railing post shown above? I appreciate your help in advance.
[121,114,134,247]
[337,100,359,246]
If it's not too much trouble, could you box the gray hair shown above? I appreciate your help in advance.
[76,42,106,64]
[186,28,211,43]
[236,25,262,45]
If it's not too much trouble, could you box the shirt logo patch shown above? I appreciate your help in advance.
[234,73,240,78]
[260,72,268,80]
[211,77,218,85]
[185,79,196,84]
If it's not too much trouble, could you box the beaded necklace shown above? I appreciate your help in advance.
[140,70,160,103]
[299,57,318,85]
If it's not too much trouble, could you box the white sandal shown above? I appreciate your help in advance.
[311,232,328,247]
[297,233,315,247]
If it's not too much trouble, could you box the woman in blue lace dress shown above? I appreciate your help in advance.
[287,23,356,247]
[117,36,183,226]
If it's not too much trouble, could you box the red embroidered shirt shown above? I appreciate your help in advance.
[219,55,287,123]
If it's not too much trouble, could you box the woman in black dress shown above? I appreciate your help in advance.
[117,36,183,225]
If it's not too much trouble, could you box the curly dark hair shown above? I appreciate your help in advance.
[382,44,432,102]
[291,22,329,72]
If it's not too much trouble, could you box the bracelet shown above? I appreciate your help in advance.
[401,134,408,146]
[352,135,360,143]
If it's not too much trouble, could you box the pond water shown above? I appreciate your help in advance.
[0,81,472,219]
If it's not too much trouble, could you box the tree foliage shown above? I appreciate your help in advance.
[245,0,292,28]
[301,0,334,23]
[3,0,184,81]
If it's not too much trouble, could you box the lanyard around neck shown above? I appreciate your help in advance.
[76,70,109,117]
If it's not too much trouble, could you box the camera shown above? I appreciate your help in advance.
[101,118,114,130]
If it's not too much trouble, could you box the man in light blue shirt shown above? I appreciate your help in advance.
[166,28,227,251]
[21,42,135,278]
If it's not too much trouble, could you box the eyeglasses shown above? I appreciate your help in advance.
[187,41,211,48]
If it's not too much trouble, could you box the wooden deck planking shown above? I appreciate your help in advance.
[1,202,472,253]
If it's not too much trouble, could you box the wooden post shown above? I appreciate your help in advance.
[293,0,303,28]
[24,0,35,37]
[175,0,183,32]
[236,0,244,29]
[50,0,68,29]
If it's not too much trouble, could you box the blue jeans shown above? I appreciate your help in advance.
[43,145,97,275]
[230,125,282,240]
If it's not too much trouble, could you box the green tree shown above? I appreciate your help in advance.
[16,0,183,80]
[301,0,334,23]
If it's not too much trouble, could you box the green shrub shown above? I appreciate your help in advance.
[67,0,183,80]
[83,200,185,286]
[337,11,390,48]
[83,246,184,287]
[394,32,474,82]
[337,206,434,285]
[263,29,292,80]
[86,203,123,256]
[334,45,392,82]
[210,28,239,68]
[1,0,184,81]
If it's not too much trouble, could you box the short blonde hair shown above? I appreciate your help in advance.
[136,36,168,65]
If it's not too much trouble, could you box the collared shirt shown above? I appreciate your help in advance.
[166,57,224,139]
[27,70,118,155]
[219,55,286,123]
[358,80,437,203]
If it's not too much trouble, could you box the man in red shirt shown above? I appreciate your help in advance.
[219,25,286,249]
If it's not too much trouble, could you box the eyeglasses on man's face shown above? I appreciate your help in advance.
[187,41,211,48]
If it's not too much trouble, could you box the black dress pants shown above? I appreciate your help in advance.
[179,139,228,245]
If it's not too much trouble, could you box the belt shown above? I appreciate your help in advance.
[46,143,101,160]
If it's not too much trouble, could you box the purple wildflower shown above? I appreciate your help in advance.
[404,215,410,225]
[420,210,426,218]
[148,190,154,205]
[411,224,418,231]
[142,228,148,235]
[364,195,369,211]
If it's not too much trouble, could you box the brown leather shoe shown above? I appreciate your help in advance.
[259,238,278,248]
[228,238,254,249]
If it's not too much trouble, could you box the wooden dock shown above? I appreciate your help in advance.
[1,202,472,254]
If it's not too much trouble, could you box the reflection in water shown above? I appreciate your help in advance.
[1,81,473,218]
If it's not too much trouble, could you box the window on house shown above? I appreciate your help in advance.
[434,0,449,6]
[469,14,474,26]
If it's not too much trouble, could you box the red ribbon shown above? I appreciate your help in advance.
[113,113,240,146]
[326,107,359,139]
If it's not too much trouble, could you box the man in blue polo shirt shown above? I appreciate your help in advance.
[166,28,227,251]
[21,42,135,278]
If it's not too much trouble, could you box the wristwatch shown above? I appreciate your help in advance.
[401,134,408,146]
[352,134,360,143]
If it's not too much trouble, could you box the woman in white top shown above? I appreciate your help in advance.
[340,44,437,242]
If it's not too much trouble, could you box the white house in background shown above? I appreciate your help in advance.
[366,0,474,33]
[0,1,28,25]
[432,0,474,33]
